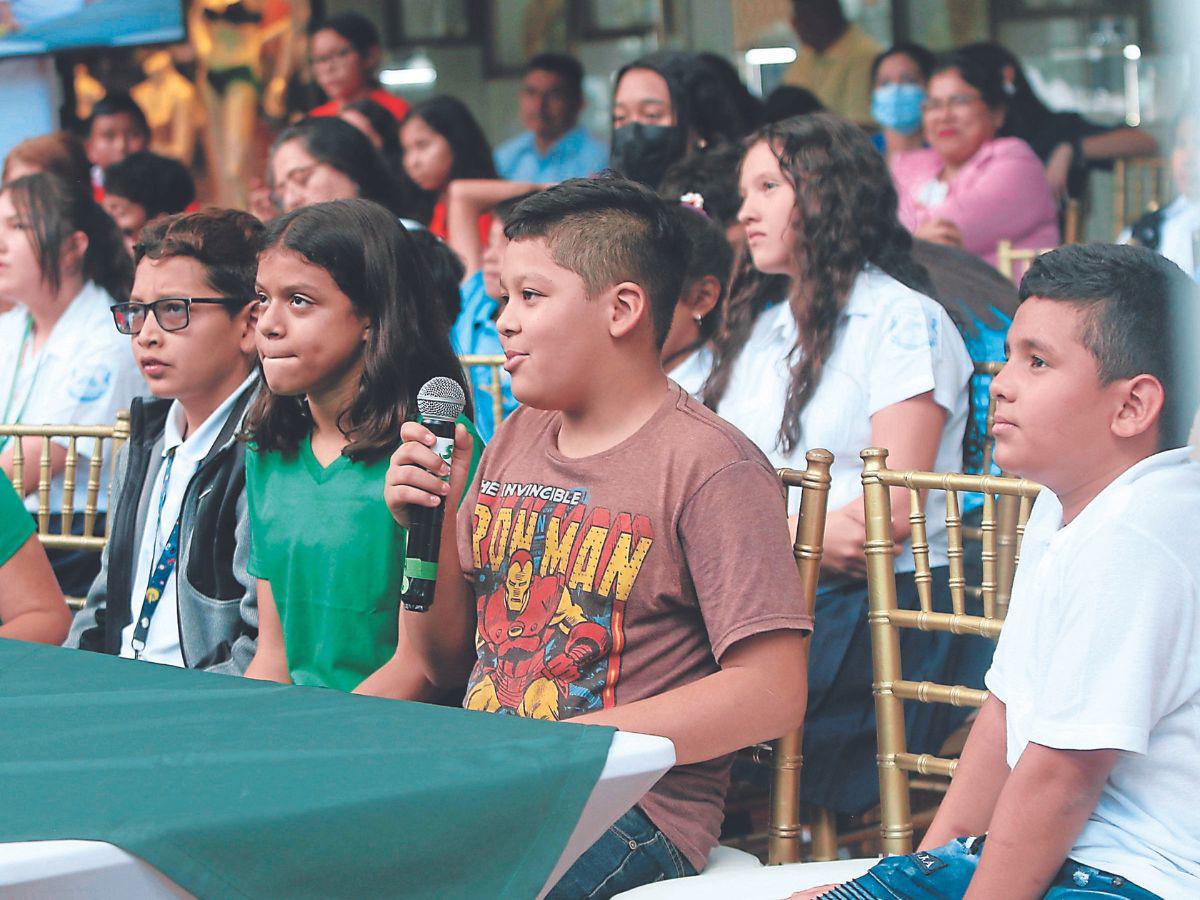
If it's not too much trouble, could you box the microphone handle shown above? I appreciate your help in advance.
[400,417,457,612]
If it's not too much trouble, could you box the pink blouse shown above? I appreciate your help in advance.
[890,137,1060,268]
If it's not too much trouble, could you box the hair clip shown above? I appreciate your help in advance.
[680,191,706,213]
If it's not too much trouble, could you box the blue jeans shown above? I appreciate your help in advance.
[823,837,1161,899]
[544,806,696,899]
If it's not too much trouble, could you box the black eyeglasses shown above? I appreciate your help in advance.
[110,297,250,335]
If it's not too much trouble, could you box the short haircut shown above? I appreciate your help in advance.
[104,151,195,219]
[135,208,264,304]
[1019,242,1198,450]
[930,49,1007,110]
[672,204,731,341]
[504,173,690,348]
[491,189,541,224]
[526,52,584,101]
[307,11,380,53]
[86,92,149,137]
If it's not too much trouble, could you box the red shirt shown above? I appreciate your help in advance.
[309,88,410,123]
[429,201,492,245]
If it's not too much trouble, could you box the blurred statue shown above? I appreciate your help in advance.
[74,62,106,121]
[189,0,308,208]
[132,49,204,167]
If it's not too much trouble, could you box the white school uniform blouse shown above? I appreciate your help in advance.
[119,374,258,666]
[715,265,972,572]
[0,281,145,513]
[985,449,1200,898]
[668,345,713,399]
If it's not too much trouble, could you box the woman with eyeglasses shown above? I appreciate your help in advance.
[307,12,409,122]
[0,172,142,595]
[889,50,1059,269]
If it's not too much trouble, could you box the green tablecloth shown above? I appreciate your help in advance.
[0,640,614,899]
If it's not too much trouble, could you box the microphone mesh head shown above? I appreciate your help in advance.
[416,377,466,423]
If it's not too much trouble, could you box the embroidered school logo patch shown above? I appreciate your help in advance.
[912,851,946,875]
[465,480,654,721]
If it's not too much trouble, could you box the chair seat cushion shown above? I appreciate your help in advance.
[614,857,878,899]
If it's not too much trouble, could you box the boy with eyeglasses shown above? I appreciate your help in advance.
[67,209,263,673]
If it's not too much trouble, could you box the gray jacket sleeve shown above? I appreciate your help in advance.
[196,486,259,676]
[63,441,129,651]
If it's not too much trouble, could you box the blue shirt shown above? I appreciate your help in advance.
[452,272,518,442]
[493,125,608,183]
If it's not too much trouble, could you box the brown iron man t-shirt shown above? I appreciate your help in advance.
[456,381,813,871]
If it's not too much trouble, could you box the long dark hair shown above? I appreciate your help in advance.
[2,172,132,300]
[704,113,935,454]
[244,199,471,463]
[958,42,1049,157]
[270,117,404,216]
[401,96,497,224]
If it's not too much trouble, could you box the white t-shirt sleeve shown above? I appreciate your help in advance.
[29,341,137,429]
[1022,527,1196,755]
[867,296,968,418]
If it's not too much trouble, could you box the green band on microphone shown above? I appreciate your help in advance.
[403,558,440,581]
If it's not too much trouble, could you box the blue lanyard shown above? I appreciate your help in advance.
[130,450,182,659]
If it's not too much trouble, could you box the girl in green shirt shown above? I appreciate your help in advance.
[243,199,481,698]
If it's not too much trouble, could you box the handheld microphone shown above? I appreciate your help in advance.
[400,377,467,612]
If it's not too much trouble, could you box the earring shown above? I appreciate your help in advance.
[693,314,703,323]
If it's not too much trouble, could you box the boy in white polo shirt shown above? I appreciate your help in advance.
[798,243,1200,899]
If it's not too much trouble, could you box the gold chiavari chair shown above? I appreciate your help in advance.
[0,412,131,607]
[1113,156,1170,233]
[763,449,834,865]
[458,354,508,429]
[995,241,1053,283]
[860,448,1041,855]
[1062,198,1082,246]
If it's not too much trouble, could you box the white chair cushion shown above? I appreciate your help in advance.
[614,857,879,899]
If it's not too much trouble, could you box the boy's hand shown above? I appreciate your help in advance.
[385,421,475,528]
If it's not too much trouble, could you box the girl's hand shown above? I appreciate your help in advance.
[787,885,839,899]
[384,421,474,527]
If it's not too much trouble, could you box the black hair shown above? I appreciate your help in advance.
[697,52,764,135]
[657,144,743,230]
[704,113,936,452]
[613,51,750,156]
[405,227,465,322]
[492,189,541,225]
[504,173,690,348]
[525,52,584,102]
[401,96,497,222]
[404,96,497,182]
[957,43,1047,151]
[104,151,195,219]
[930,49,1008,111]
[672,205,732,341]
[870,42,937,85]
[270,116,404,215]
[1019,243,1198,450]
[762,86,825,124]
[246,199,470,462]
[135,208,263,304]
[86,91,149,138]
[307,11,381,54]
[1,172,132,300]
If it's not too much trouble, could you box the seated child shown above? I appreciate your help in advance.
[67,209,263,672]
[798,243,1200,899]
[385,175,811,897]
[84,92,150,200]
[661,201,730,396]
[102,151,196,255]
[243,198,482,698]
[0,472,70,644]
[451,192,533,440]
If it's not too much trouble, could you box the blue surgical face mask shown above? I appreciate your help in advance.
[872,82,926,136]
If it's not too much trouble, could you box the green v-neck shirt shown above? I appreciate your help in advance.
[246,416,482,693]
